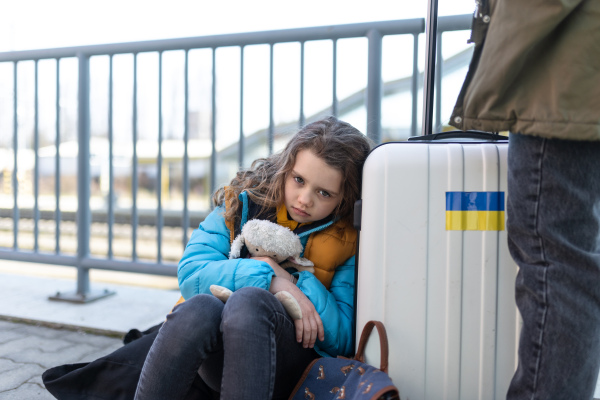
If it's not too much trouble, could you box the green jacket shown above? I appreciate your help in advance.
[450,0,600,141]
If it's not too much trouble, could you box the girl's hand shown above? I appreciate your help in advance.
[293,289,325,349]
[269,276,325,348]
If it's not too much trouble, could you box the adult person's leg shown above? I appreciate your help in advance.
[219,287,319,400]
[134,294,224,400]
[506,133,600,399]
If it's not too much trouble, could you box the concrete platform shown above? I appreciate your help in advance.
[0,261,181,336]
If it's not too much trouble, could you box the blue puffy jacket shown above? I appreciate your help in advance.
[177,192,356,358]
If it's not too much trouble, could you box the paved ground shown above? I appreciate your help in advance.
[0,261,181,400]
[0,318,123,400]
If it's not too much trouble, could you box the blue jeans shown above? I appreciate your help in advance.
[134,287,318,400]
[506,133,600,399]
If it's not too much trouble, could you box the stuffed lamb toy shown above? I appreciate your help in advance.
[210,219,314,320]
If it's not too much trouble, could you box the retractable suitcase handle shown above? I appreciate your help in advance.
[409,130,508,142]
[420,0,500,142]
[422,0,438,136]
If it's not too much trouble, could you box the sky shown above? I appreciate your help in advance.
[0,0,476,51]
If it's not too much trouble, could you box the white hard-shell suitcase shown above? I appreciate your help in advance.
[354,136,521,400]
[352,0,521,397]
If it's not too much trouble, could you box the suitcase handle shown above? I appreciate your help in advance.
[354,320,390,373]
[408,130,508,142]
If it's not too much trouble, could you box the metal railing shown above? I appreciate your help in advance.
[0,14,472,301]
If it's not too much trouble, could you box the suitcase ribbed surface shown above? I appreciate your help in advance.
[356,142,520,400]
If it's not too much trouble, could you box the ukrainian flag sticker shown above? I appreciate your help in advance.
[446,191,505,231]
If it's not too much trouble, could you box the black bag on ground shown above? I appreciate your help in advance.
[42,324,218,400]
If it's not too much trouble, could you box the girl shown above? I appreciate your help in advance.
[134,116,372,400]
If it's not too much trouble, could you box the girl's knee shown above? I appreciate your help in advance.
[222,287,280,326]
[227,287,274,309]
[168,294,224,331]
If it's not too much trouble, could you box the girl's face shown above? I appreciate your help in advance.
[284,149,343,224]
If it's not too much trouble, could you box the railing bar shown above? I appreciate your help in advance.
[12,62,18,249]
[55,58,61,253]
[208,48,216,200]
[434,33,443,132]
[299,42,305,127]
[238,46,245,168]
[0,251,78,267]
[131,53,138,261]
[0,250,177,277]
[34,60,39,252]
[157,51,163,263]
[0,17,444,62]
[76,52,91,295]
[411,33,419,137]
[82,257,177,276]
[0,15,478,280]
[332,39,338,117]
[183,49,191,246]
[268,43,274,154]
[108,55,114,259]
[366,29,383,144]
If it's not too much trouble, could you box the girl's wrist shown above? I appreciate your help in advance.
[269,275,298,294]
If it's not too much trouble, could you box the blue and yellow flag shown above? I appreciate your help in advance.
[446,191,505,231]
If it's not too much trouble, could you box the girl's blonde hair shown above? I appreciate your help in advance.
[213,116,373,227]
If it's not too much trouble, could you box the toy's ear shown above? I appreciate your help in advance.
[229,234,245,259]
[289,256,314,267]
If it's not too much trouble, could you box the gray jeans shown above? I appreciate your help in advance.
[134,287,318,400]
[506,133,600,399]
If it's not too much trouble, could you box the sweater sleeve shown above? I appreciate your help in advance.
[177,206,275,300]
[295,255,355,358]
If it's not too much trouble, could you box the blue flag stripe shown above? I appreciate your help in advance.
[446,192,505,212]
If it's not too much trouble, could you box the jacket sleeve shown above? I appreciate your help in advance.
[177,206,275,300]
[295,255,355,358]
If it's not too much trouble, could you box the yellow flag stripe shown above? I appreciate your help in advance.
[446,211,505,231]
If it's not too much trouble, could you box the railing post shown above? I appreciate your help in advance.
[183,50,191,244]
[76,52,92,296]
[209,48,217,203]
[12,62,19,249]
[268,44,274,154]
[332,39,338,117]
[411,33,419,137]
[49,52,114,303]
[366,29,382,144]
[299,42,305,127]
